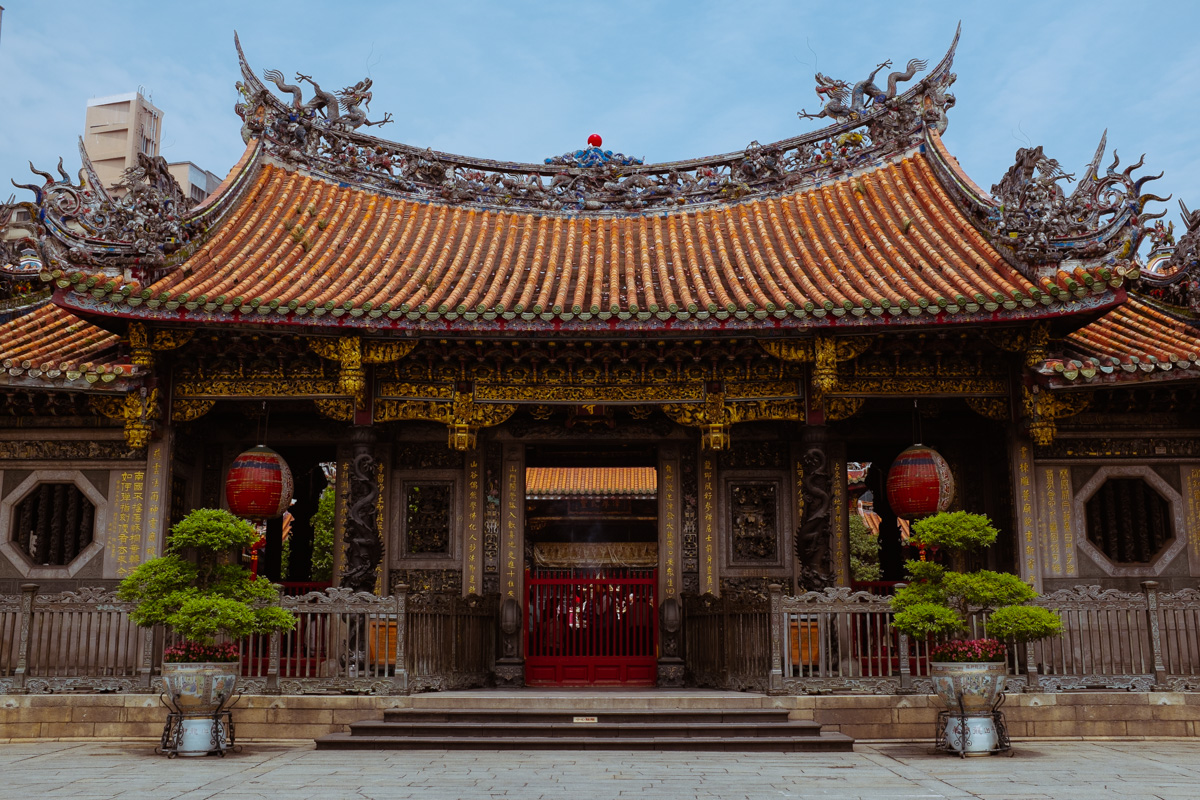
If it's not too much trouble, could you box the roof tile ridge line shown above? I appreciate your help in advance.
[621,218,639,313]
[1126,294,1200,333]
[668,213,711,313]
[791,189,858,310]
[721,205,775,311]
[537,215,566,314]
[481,215,526,312]
[897,158,995,304]
[827,178,906,310]
[373,202,433,311]
[689,213,736,312]
[495,214,537,312]
[1068,320,1160,362]
[250,176,334,308]
[1115,304,1199,356]
[186,137,263,220]
[162,164,289,302]
[636,217,659,313]
[761,196,820,310]
[343,195,403,309]
[592,219,609,314]
[3,308,79,359]
[442,209,495,314]
[308,186,373,308]
[650,216,683,313]
[909,154,1026,302]
[745,199,805,311]
[819,181,889,309]
[514,215,551,314]
[204,167,307,304]
[923,129,997,209]
[774,193,836,311]
[391,205,450,309]
[876,165,966,306]
[413,208,473,313]
[859,167,941,306]
[459,209,511,313]
[337,193,400,310]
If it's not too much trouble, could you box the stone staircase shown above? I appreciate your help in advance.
[316,694,854,752]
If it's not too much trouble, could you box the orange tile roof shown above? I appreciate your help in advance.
[526,467,657,499]
[0,303,136,388]
[56,150,1124,330]
[1038,296,1200,385]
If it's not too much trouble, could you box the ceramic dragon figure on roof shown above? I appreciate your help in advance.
[798,57,928,123]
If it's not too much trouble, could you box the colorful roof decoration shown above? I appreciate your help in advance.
[0,303,135,389]
[1037,296,1200,386]
[526,467,658,500]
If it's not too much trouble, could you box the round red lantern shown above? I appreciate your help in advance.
[225,445,293,520]
[886,444,955,520]
[587,133,603,148]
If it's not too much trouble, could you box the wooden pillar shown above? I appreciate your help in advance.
[657,445,684,686]
[494,443,525,686]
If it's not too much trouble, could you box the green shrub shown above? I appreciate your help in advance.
[118,508,295,647]
[849,515,881,582]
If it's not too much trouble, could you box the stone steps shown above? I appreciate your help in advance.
[316,705,854,752]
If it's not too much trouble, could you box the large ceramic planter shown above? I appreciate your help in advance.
[931,661,1007,756]
[160,662,239,757]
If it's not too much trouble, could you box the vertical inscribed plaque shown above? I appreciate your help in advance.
[465,451,482,595]
[502,454,524,601]
[701,453,717,595]
[1014,442,1041,591]
[1186,467,1200,575]
[659,450,680,599]
[111,469,146,577]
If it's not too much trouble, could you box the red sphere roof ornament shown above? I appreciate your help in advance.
[886,444,955,521]
[225,445,294,520]
[587,133,603,148]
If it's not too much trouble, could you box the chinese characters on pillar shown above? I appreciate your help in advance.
[831,459,847,586]
[1017,444,1040,590]
[466,454,481,595]
[701,455,716,594]
[111,470,146,576]
[662,460,677,598]
[503,460,521,600]
[145,440,165,563]
[1187,468,1200,571]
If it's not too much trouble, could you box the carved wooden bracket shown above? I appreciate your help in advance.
[1022,385,1090,446]
[375,389,516,450]
[759,335,874,395]
[171,398,215,423]
[983,321,1051,369]
[966,397,1011,422]
[662,390,804,450]
[128,323,195,370]
[90,388,159,449]
[309,336,416,408]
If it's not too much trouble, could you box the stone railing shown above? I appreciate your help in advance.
[0,585,496,696]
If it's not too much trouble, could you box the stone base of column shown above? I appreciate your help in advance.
[494,660,525,687]
[657,657,685,687]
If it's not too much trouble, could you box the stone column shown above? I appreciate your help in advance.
[340,426,381,593]
[494,443,525,687]
[657,445,684,686]
[795,425,836,592]
[1009,428,1043,592]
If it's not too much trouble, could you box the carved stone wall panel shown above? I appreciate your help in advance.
[719,439,787,470]
[728,482,779,564]
[401,481,453,556]
[388,569,462,595]
[0,439,138,462]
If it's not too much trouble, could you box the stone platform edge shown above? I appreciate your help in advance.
[1,692,1198,741]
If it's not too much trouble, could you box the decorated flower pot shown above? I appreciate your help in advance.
[930,660,1007,713]
[160,661,240,713]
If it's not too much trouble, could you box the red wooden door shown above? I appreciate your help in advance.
[524,568,657,686]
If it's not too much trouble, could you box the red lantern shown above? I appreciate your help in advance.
[587,133,603,148]
[886,444,955,520]
[225,445,293,519]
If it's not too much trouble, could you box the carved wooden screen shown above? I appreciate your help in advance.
[403,482,453,556]
[729,482,778,564]
[1085,478,1172,564]
[11,483,95,566]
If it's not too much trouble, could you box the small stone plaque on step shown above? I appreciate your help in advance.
[572,716,598,724]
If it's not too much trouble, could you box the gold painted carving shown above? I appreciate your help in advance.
[966,397,1010,422]
[831,376,1009,396]
[375,391,517,451]
[983,322,1050,369]
[662,392,803,450]
[758,339,814,363]
[362,341,417,364]
[1022,386,1090,446]
[315,398,355,422]
[825,396,865,421]
[150,329,194,351]
[310,337,416,408]
[379,381,456,400]
[128,322,152,368]
[172,399,215,423]
[174,377,340,398]
[761,336,874,395]
[90,389,159,449]
[472,383,705,404]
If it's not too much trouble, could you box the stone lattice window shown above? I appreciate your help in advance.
[404,482,453,555]
[729,482,777,563]
[11,483,96,566]
[1085,478,1172,564]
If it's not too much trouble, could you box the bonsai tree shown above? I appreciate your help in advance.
[118,508,295,660]
[890,511,1061,658]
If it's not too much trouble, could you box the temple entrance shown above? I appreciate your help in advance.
[522,444,659,686]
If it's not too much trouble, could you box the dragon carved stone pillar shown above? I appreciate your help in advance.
[340,426,382,594]
[796,426,836,592]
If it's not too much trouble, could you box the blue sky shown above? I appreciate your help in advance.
[2,1,1199,223]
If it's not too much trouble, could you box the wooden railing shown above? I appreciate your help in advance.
[0,584,496,696]
[683,582,1200,695]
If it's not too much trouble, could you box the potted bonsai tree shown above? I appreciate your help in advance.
[890,511,1062,756]
[118,508,295,755]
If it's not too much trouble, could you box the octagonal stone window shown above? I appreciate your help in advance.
[1085,478,1173,564]
[10,483,97,567]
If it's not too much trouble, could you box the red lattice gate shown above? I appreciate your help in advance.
[524,568,658,686]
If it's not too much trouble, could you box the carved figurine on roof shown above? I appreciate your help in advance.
[1133,200,1200,314]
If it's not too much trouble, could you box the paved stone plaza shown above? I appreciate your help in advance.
[1,740,1199,800]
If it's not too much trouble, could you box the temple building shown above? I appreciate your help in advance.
[3,28,1199,688]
